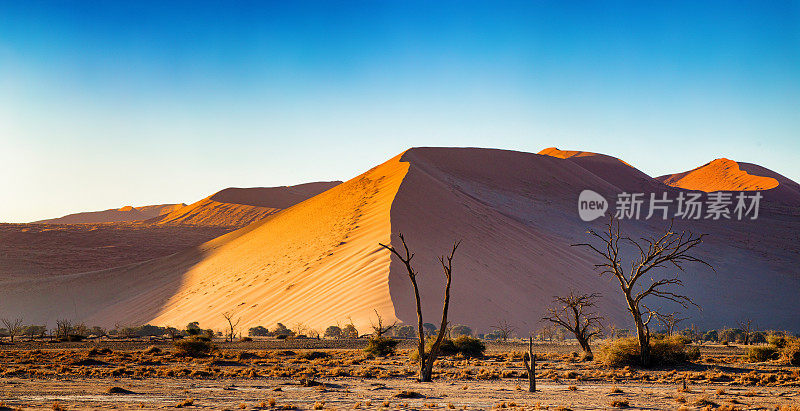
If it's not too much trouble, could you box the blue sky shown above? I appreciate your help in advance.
[1,1,798,222]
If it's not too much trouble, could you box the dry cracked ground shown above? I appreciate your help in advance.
[0,340,798,410]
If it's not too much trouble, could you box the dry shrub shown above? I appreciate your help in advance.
[297,351,329,360]
[599,336,695,367]
[175,398,194,408]
[609,398,629,408]
[609,386,623,393]
[365,337,399,356]
[782,338,800,366]
[52,402,65,411]
[173,338,213,357]
[744,346,778,362]
[691,396,717,407]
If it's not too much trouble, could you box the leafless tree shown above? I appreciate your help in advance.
[522,335,537,392]
[379,233,460,382]
[370,309,396,338]
[654,312,687,336]
[55,319,73,340]
[738,319,755,345]
[537,324,555,341]
[222,312,240,342]
[541,291,603,360]
[492,319,517,342]
[1,318,23,343]
[573,218,713,367]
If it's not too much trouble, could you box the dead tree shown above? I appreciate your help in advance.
[541,291,603,360]
[222,312,240,342]
[522,335,536,392]
[654,312,687,336]
[379,233,460,382]
[738,319,754,345]
[55,319,73,340]
[1,318,23,343]
[573,218,712,367]
[492,319,517,342]
[370,309,396,338]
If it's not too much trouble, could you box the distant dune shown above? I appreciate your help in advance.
[2,148,798,334]
[150,182,341,227]
[657,158,800,204]
[4,182,341,280]
[34,204,184,224]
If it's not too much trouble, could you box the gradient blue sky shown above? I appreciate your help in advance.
[1,1,798,222]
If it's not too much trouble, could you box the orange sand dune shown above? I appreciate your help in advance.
[151,182,340,227]
[34,204,184,224]
[2,148,798,333]
[658,158,778,191]
[657,158,800,205]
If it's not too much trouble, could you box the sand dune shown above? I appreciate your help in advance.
[657,158,800,205]
[2,148,798,334]
[34,204,184,224]
[150,182,341,227]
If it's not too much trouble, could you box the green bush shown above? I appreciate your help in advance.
[453,336,485,358]
[599,336,696,367]
[412,336,485,360]
[174,337,214,357]
[744,346,778,362]
[364,337,399,356]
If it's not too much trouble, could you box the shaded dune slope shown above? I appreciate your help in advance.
[2,148,798,333]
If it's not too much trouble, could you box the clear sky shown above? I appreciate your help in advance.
[1,1,798,223]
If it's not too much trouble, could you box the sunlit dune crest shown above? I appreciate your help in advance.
[657,158,779,192]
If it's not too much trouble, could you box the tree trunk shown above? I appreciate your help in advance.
[523,336,536,392]
[576,336,593,360]
[634,314,650,367]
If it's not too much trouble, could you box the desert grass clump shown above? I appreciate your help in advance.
[599,336,694,367]
[173,337,214,357]
[609,398,629,408]
[297,351,329,360]
[609,386,623,394]
[365,336,400,356]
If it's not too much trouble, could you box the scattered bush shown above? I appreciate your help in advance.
[365,337,400,356]
[450,325,473,337]
[453,336,486,358]
[599,336,696,367]
[744,346,778,362]
[297,351,329,360]
[768,333,788,349]
[324,325,343,339]
[248,326,270,337]
[392,325,416,339]
[782,338,800,366]
[173,337,214,357]
[273,323,295,338]
[413,336,485,360]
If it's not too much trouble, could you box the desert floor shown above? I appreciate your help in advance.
[0,340,798,410]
